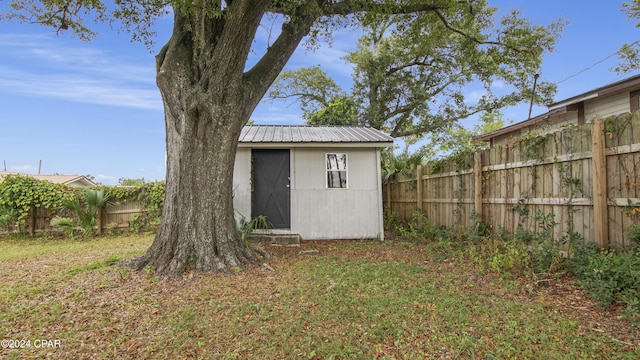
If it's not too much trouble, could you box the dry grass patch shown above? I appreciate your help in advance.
[0,236,638,359]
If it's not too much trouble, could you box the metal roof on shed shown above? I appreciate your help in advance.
[239,125,394,144]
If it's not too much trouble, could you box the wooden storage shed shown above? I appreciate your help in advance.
[233,125,394,240]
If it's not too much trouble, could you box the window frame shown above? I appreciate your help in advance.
[325,153,348,189]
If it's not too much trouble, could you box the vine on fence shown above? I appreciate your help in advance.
[504,127,591,273]
[0,175,73,231]
[0,175,166,235]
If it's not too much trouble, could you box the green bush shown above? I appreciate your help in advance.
[514,210,569,273]
[50,217,89,239]
[383,211,402,233]
[488,240,531,276]
[627,223,640,245]
[0,174,72,228]
[237,214,272,244]
[128,213,160,234]
[386,212,448,241]
[0,175,166,237]
[50,189,112,238]
[0,204,19,231]
[571,242,640,325]
[468,211,490,243]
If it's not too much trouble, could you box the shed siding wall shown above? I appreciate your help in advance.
[291,148,382,239]
[233,148,252,222]
[527,112,579,136]
[232,146,384,240]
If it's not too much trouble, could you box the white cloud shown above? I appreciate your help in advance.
[7,164,38,173]
[465,89,486,104]
[0,33,161,110]
[0,67,162,109]
[95,174,119,185]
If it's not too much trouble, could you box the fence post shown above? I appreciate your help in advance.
[474,152,483,220]
[416,165,423,213]
[29,204,36,235]
[592,118,609,250]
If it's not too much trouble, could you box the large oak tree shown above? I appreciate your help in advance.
[2,0,555,277]
[269,8,562,140]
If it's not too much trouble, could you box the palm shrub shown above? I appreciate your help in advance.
[51,189,112,238]
[237,213,272,244]
[381,147,430,183]
[628,223,640,245]
[50,217,87,239]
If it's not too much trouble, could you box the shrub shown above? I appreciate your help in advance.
[571,242,640,325]
[468,211,490,243]
[0,174,71,229]
[383,211,402,233]
[386,212,447,242]
[514,210,569,273]
[0,204,19,232]
[627,223,640,245]
[50,189,112,238]
[129,213,160,234]
[50,217,88,239]
[488,240,531,276]
[106,222,120,236]
[237,214,271,243]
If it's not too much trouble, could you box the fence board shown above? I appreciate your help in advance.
[383,111,640,249]
[3,199,148,235]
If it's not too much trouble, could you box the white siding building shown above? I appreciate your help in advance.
[233,125,394,240]
[476,74,640,145]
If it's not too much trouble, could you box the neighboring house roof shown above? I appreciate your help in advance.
[548,73,640,110]
[474,107,570,142]
[475,73,640,143]
[0,172,97,187]
[238,125,394,147]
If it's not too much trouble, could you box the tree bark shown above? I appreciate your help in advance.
[132,1,314,277]
[131,3,266,276]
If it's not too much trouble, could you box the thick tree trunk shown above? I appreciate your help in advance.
[132,88,260,275]
[132,5,268,277]
[134,106,257,276]
[130,1,317,277]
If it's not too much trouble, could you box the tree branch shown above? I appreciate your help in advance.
[243,1,322,111]
[322,1,444,16]
[432,9,524,53]
[391,107,488,138]
[386,59,435,77]
[269,92,330,107]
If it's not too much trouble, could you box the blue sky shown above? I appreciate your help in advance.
[0,1,638,185]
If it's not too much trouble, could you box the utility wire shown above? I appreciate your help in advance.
[550,40,640,86]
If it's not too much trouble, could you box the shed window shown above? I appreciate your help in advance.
[326,153,348,188]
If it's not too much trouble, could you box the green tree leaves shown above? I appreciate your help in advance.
[268,1,563,141]
[615,1,640,74]
[350,7,561,138]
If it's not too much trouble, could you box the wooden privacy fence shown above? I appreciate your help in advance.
[384,111,640,249]
[7,200,146,235]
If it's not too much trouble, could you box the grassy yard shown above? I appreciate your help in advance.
[0,235,638,359]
